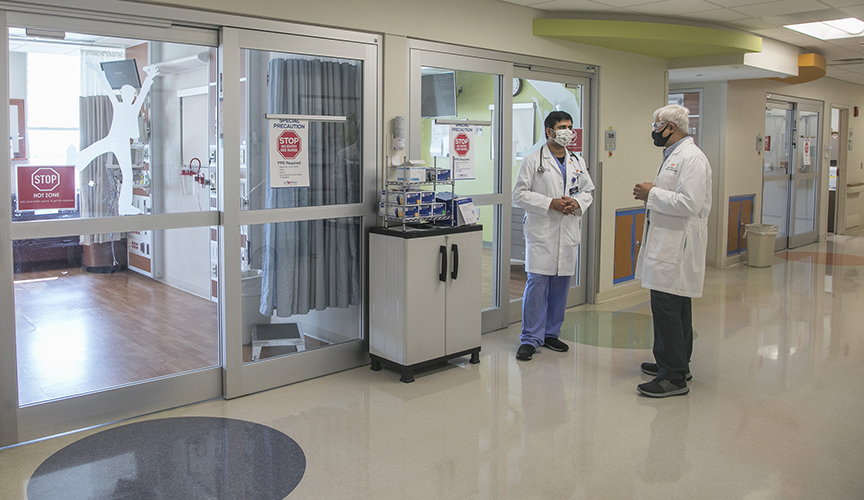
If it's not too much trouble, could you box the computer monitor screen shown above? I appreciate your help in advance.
[100,59,141,90]
[421,72,457,118]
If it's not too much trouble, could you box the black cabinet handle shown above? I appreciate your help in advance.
[439,245,447,282]
[451,243,459,280]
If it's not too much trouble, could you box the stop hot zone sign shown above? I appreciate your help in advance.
[17,165,76,210]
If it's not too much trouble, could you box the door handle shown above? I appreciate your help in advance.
[451,243,459,280]
[439,245,447,282]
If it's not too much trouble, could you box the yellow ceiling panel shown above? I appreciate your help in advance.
[533,19,762,60]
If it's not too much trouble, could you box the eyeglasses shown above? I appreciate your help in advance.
[651,122,669,131]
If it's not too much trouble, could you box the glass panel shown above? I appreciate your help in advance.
[9,28,216,217]
[14,228,218,405]
[241,50,363,211]
[797,111,819,174]
[476,204,500,310]
[420,67,497,196]
[762,179,789,240]
[241,218,362,363]
[510,206,528,303]
[510,79,584,302]
[793,178,817,236]
[668,91,701,147]
[764,107,792,175]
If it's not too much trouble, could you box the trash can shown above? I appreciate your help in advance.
[743,224,778,267]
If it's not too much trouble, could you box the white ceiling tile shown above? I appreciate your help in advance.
[763,7,856,25]
[725,18,784,29]
[734,0,835,19]
[679,9,753,22]
[701,0,776,8]
[591,0,670,8]
[530,0,620,10]
[818,0,864,8]
[822,45,864,61]
[625,0,724,16]
[837,5,864,18]
[752,27,800,37]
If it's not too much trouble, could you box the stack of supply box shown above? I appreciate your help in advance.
[380,166,449,220]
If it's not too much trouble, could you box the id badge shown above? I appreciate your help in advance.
[569,186,579,196]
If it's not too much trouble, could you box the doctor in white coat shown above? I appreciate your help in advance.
[513,111,594,361]
[633,104,712,397]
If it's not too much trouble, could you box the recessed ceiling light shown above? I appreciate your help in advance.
[784,18,864,40]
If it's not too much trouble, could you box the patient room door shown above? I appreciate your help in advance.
[220,28,378,398]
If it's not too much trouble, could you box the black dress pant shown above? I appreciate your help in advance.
[650,289,692,381]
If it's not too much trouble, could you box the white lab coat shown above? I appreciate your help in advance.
[513,145,594,276]
[635,137,712,298]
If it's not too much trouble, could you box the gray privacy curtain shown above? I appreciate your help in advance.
[260,58,362,317]
[79,95,120,244]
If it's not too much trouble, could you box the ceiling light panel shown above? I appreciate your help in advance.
[785,17,864,40]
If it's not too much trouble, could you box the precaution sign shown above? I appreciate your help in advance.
[16,165,76,210]
[450,124,476,179]
[269,119,310,187]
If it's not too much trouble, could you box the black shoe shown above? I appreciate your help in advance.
[640,362,692,381]
[637,377,689,398]
[516,344,536,361]
[543,337,569,352]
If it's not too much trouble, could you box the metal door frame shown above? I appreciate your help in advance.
[221,27,379,399]
[762,96,822,251]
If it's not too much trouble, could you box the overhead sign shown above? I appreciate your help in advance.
[269,119,310,187]
[16,165,76,210]
[450,124,476,179]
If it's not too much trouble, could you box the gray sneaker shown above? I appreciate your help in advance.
[637,377,689,398]
[543,337,569,352]
[640,362,692,381]
[516,344,536,361]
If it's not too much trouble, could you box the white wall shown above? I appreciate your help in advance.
[150,42,213,298]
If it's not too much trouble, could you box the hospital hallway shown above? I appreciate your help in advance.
[2,229,863,499]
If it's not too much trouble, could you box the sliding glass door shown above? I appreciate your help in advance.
[409,48,511,333]
[3,12,221,442]
[221,28,378,398]
[509,69,591,322]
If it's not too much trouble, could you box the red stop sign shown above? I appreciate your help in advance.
[453,133,470,156]
[31,167,61,192]
[278,130,302,159]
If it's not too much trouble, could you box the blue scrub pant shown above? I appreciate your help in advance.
[520,273,571,347]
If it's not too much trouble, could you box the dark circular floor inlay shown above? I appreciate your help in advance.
[28,417,305,500]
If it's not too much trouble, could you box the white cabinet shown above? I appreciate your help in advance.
[369,225,482,382]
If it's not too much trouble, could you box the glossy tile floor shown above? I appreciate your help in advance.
[2,230,863,499]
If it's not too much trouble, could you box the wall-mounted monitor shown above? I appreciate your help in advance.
[100,59,141,90]
[421,72,457,118]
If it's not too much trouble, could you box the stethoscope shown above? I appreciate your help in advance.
[537,150,581,177]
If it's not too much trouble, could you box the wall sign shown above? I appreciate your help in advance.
[16,165,76,210]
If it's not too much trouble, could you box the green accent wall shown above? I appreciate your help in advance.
[533,19,762,59]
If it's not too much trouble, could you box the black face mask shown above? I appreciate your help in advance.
[651,124,672,147]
